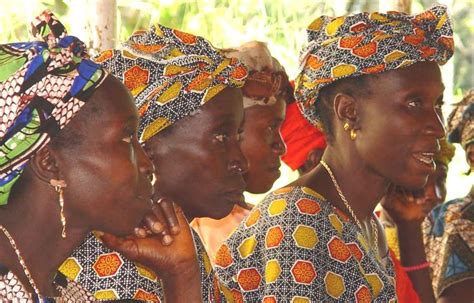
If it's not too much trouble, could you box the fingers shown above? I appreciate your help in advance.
[134,227,148,238]
[145,207,174,246]
[145,203,166,234]
[158,198,181,235]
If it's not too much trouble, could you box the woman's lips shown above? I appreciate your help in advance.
[412,152,436,170]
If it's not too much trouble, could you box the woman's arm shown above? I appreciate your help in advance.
[101,205,203,303]
[397,221,435,303]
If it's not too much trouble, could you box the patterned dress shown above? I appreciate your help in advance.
[59,229,222,302]
[423,195,474,298]
[215,186,397,302]
[0,263,96,302]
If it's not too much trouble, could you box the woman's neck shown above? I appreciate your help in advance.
[297,146,390,221]
[0,186,90,297]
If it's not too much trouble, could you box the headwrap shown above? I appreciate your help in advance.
[295,5,454,126]
[0,11,107,205]
[94,24,248,142]
[435,137,455,167]
[447,89,474,149]
[222,41,292,108]
[281,101,327,171]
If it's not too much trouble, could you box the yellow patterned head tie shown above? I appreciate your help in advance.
[295,5,454,126]
[447,89,474,149]
[94,24,248,142]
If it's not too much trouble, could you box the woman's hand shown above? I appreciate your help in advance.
[134,198,181,245]
[100,203,203,302]
[381,184,427,224]
[99,203,197,276]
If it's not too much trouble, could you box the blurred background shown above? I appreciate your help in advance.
[0,0,472,203]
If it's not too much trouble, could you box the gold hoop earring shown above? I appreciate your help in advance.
[50,179,67,238]
[350,129,357,140]
[343,122,350,131]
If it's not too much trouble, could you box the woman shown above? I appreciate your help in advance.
[423,89,474,302]
[215,6,453,301]
[59,24,249,302]
[191,41,292,262]
[0,11,198,302]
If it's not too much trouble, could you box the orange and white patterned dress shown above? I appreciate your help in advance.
[215,186,397,302]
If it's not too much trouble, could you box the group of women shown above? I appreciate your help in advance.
[0,4,472,303]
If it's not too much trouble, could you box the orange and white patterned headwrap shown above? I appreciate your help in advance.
[295,5,454,126]
[95,24,248,142]
[223,41,292,108]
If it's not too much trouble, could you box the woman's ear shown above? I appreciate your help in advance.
[29,146,61,183]
[333,92,359,127]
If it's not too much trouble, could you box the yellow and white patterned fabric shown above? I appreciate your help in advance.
[294,5,454,126]
[215,186,396,302]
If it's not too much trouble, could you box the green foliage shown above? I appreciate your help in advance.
[2,0,470,90]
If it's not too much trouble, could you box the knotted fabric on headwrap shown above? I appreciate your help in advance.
[222,41,292,108]
[94,24,248,142]
[447,89,474,149]
[0,10,107,205]
[281,101,327,171]
[295,5,454,126]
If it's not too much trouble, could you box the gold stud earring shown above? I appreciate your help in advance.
[343,122,350,131]
[350,129,357,140]
[50,179,67,238]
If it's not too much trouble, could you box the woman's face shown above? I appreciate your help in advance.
[355,61,445,189]
[146,87,248,220]
[415,161,448,215]
[240,98,286,193]
[58,76,154,236]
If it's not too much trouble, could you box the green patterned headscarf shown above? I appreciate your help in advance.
[0,11,107,205]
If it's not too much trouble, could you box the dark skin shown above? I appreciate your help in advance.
[0,76,198,300]
[381,162,448,303]
[292,62,445,266]
[240,98,286,194]
[380,161,448,227]
[143,87,248,221]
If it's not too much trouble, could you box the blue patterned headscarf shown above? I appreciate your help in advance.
[0,10,107,205]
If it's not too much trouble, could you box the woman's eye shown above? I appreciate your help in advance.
[122,134,134,143]
[407,99,421,108]
[215,134,228,143]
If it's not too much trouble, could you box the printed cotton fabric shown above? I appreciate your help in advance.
[294,5,454,126]
[215,186,397,302]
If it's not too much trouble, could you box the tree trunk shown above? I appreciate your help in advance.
[69,0,117,56]
[379,0,412,13]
